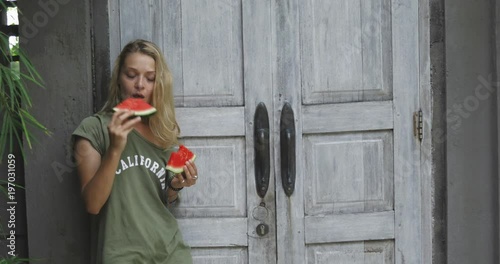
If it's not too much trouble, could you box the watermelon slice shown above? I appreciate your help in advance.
[112,98,157,116]
[166,145,197,174]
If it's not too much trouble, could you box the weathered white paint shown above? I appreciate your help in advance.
[301,101,393,133]
[177,218,247,247]
[306,241,394,264]
[178,0,243,107]
[300,0,393,104]
[191,248,248,264]
[242,0,277,263]
[418,0,433,263]
[305,211,395,243]
[170,138,246,217]
[303,131,394,216]
[392,0,422,263]
[176,107,245,137]
[285,0,421,262]
[274,0,306,263]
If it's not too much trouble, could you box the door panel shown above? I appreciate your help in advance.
[303,131,394,215]
[170,138,246,217]
[173,0,243,106]
[301,102,393,134]
[306,241,394,264]
[300,0,393,104]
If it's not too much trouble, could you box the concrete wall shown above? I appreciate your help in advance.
[445,0,499,263]
[18,0,92,263]
[429,0,447,262]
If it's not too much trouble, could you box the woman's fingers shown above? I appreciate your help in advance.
[121,116,141,132]
[112,110,130,124]
[108,110,141,151]
[110,110,140,132]
[183,161,198,186]
[171,162,199,189]
[170,173,185,189]
[113,110,136,125]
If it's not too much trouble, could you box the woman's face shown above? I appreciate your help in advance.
[119,52,156,104]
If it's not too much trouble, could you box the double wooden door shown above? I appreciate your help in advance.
[109,0,422,263]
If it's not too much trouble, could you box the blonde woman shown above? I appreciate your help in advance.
[72,39,196,263]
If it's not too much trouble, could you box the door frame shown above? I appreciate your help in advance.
[91,0,435,262]
[419,0,435,263]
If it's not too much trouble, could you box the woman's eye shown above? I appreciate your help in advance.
[126,74,136,79]
[147,78,155,82]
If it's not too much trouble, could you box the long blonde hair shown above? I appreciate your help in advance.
[100,39,180,148]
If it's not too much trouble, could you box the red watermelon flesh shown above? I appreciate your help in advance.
[166,145,197,174]
[112,98,157,116]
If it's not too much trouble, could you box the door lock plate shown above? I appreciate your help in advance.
[256,223,269,236]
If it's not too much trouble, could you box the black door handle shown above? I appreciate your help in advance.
[254,102,270,198]
[280,103,295,196]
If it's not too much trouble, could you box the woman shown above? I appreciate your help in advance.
[72,39,196,263]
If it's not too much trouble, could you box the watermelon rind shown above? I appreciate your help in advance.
[112,107,157,116]
[112,98,157,116]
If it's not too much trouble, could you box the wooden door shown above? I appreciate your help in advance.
[110,1,276,263]
[274,0,422,263]
[108,0,422,263]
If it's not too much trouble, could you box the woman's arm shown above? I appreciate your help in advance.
[75,139,121,214]
[74,110,141,214]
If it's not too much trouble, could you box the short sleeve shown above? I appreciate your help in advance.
[72,116,106,155]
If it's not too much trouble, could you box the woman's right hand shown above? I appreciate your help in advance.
[108,110,142,152]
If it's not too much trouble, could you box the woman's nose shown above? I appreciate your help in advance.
[135,76,144,89]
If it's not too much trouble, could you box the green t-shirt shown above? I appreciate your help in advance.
[72,112,192,264]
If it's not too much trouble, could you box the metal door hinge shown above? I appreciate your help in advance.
[413,110,423,142]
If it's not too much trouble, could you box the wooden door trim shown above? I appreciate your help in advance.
[418,0,434,263]
[243,1,277,263]
[392,0,425,262]
[273,1,306,264]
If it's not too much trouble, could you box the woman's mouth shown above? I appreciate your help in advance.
[132,94,145,99]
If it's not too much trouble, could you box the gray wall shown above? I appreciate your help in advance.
[18,0,92,262]
[446,0,499,263]
[429,0,447,262]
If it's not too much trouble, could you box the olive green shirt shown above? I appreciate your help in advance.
[72,112,191,264]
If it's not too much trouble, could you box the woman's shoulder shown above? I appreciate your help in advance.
[82,111,112,123]
[73,112,112,133]
[95,111,113,124]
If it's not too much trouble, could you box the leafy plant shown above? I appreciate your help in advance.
[0,31,51,162]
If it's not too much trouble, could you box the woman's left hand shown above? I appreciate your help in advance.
[171,160,198,188]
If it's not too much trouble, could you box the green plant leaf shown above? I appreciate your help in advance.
[0,256,34,264]
[18,111,31,149]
